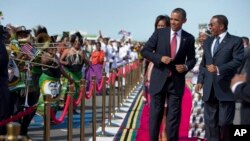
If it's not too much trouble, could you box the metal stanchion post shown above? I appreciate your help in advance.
[120,65,127,108]
[117,71,121,111]
[92,76,97,141]
[112,69,116,116]
[112,69,122,119]
[134,63,137,86]
[67,84,74,141]
[5,122,27,141]
[122,67,125,103]
[0,135,4,140]
[131,64,134,90]
[125,65,128,99]
[80,79,86,141]
[101,73,106,134]
[116,69,126,114]
[44,94,51,141]
[106,71,120,127]
[136,62,139,84]
[107,71,112,126]
[127,64,132,98]
[129,65,133,94]
[96,73,114,136]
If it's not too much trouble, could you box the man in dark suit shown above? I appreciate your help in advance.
[237,37,249,73]
[141,8,196,141]
[231,50,250,125]
[0,25,10,135]
[196,15,244,141]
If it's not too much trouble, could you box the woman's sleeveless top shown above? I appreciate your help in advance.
[65,50,84,72]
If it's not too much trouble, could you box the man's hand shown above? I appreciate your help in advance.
[230,74,247,88]
[206,64,217,73]
[161,56,172,64]
[175,64,187,73]
[195,83,203,93]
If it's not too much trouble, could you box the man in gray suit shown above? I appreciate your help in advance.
[141,8,196,141]
[196,15,244,141]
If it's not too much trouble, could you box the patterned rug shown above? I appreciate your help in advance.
[114,91,144,141]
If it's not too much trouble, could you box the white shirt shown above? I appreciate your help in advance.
[231,81,244,93]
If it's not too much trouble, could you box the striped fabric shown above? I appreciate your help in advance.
[21,43,40,59]
[114,92,144,141]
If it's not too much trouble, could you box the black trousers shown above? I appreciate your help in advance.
[149,77,183,141]
[204,86,235,141]
[0,79,10,135]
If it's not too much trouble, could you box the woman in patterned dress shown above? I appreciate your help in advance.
[188,29,210,140]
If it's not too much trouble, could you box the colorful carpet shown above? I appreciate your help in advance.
[114,91,144,141]
[136,85,193,141]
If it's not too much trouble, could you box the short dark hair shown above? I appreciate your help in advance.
[70,32,83,45]
[96,41,101,46]
[154,15,170,29]
[212,15,228,31]
[172,8,186,19]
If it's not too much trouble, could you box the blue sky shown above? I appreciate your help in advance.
[0,0,249,41]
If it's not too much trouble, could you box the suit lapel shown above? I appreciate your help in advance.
[174,30,186,59]
[213,33,230,56]
[207,37,214,57]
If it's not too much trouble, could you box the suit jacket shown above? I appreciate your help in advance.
[237,47,250,73]
[141,27,196,96]
[234,51,250,124]
[0,36,10,119]
[198,33,244,101]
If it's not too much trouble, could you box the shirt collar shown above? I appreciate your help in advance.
[171,29,182,37]
[217,31,227,42]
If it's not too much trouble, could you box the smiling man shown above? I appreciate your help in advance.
[141,8,196,141]
[196,15,244,141]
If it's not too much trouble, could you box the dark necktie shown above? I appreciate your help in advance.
[213,37,220,56]
[171,32,177,58]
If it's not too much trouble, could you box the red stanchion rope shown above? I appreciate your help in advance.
[0,106,36,126]
[96,77,104,92]
[85,82,94,99]
[118,68,123,77]
[50,95,70,124]
[73,86,84,107]
[106,72,112,84]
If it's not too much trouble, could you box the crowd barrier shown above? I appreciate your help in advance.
[0,60,143,141]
